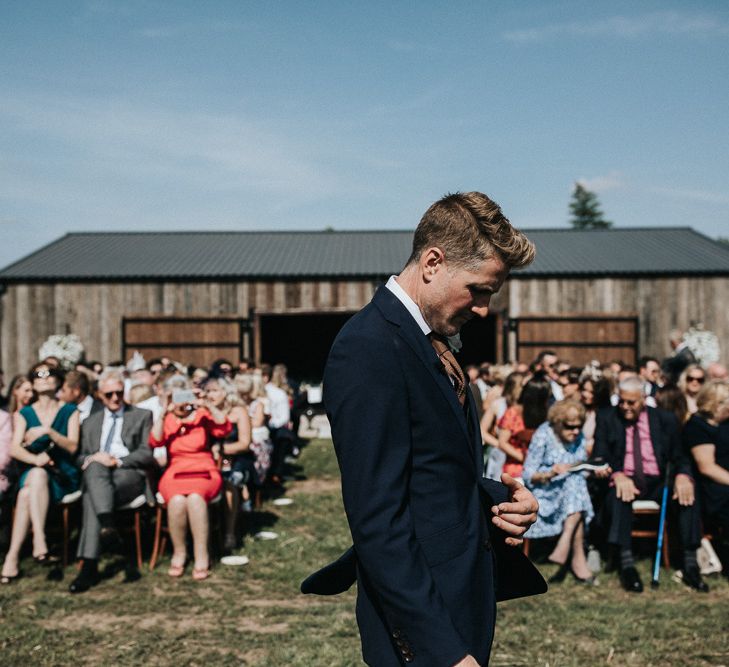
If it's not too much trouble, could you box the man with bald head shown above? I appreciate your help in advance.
[595,375,705,593]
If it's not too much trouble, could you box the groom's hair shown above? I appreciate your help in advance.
[406,191,536,270]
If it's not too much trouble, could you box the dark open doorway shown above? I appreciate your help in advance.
[456,314,498,368]
[258,312,354,382]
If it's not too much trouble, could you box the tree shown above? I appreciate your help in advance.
[568,182,613,229]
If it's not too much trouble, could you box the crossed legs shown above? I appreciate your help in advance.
[167,493,210,572]
[1,468,50,578]
[548,512,592,579]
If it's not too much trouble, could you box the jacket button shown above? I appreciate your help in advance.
[392,629,401,638]
[404,655,414,663]
[483,538,491,551]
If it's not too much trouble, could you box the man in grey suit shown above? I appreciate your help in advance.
[69,369,154,593]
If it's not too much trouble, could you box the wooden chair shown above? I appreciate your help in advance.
[59,490,82,567]
[631,499,670,569]
[116,493,148,570]
[149,492,223,570]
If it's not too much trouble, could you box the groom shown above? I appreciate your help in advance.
[302,192,546,666]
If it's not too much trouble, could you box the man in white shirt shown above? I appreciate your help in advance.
[262,366,294,480]
[58,370,100,424]
[69,369,153,593]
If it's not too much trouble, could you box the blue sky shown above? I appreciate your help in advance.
[1,1,728,268]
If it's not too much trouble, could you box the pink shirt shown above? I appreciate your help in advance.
[623,410,660,477]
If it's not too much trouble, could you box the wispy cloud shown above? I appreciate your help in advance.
[0,92,338,204]
[577,171,625,193]
[135,19,242,39]
[503,11,729,43]
[649,185,729,205]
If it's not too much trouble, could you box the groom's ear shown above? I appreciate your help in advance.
[421,247,445,283]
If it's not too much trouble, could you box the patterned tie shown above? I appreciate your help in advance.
[429,333,466,406]
[632,422,645,493]
[102,412,119,453]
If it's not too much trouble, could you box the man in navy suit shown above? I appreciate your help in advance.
[302,192,546,666]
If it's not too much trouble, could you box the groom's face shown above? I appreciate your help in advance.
[423,254,509,337]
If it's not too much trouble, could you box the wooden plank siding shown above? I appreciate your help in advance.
[1,275,728,377]
[0,279,382,377]
[508,276,729,361]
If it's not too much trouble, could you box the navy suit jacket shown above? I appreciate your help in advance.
[302,287,545,666]
[593,405,690,479]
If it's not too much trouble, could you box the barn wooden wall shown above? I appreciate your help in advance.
[0,280,380,377]
[509,276,729,360]
[1,275,727,378]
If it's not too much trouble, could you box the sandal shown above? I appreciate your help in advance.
[167,563,185,578]
[1,571,21,585]
[192,567,210,581]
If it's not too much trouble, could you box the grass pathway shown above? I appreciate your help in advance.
[1,438,728,666]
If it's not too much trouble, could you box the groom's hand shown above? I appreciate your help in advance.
[491,472,538,547]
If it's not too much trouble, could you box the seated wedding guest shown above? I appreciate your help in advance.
[523,400,609,584]
[707,362,729,382]
[594,375,706,593]
[655,384,690,426]
[209,358,234,380]
[235,373,273,487]
[7,375,34,415]
[559,367,581,400]
[190,367,209,388]
[265,366,294,483]
[204,377,252,551]
[579,375,611,455]
[149,380,231,580]
[683,381,729,535]
[1,363,80,584]
[59,370,99,424]
[638,356,661,400]
[0,409,11,503]
[496,374,551,481]
[678,364,706,415]
[128,383,154,406]
[480,370,524,450]
[68,369,154,593]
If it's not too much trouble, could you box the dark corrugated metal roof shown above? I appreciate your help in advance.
[1,227,728,281]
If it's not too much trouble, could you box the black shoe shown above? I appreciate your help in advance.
[548,562,569,584]
[46,566,64,582]
[682,567,709,593]
[99,526,122,551]
[123,567,142,583]
[69,570,100,594]
[619,566,643,593]
[571,569,599,586]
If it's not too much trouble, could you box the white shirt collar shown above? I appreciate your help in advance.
[385,276,431,336]
[104,405,125,419]
[385,276,463,352]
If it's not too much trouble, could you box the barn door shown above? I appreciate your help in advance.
[510,314,639,367]
[122,316,252,368]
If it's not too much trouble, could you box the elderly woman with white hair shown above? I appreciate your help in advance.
[523,399,609,585]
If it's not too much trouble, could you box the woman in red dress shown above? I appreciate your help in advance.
[150,382,231,580]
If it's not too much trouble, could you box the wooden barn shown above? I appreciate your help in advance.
[1,227,728,380]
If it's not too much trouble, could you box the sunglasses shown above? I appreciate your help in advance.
[688,376,705,383]
[103,390,123,399]
[562,423,583,431]
[32,369,52,379]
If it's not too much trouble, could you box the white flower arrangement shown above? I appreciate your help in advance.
[38,334,85,370]
[683,324,720,367]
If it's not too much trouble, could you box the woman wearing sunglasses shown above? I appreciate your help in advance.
[678,364,706,416]
[522,399,610,585]
[1,362,80,583]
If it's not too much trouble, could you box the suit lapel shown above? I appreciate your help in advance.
[646,408,662,466]
[87,411,104,454]
[121,407,135,450]
[373,287,473,455]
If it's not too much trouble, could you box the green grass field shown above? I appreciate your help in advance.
[1,439,728,666]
